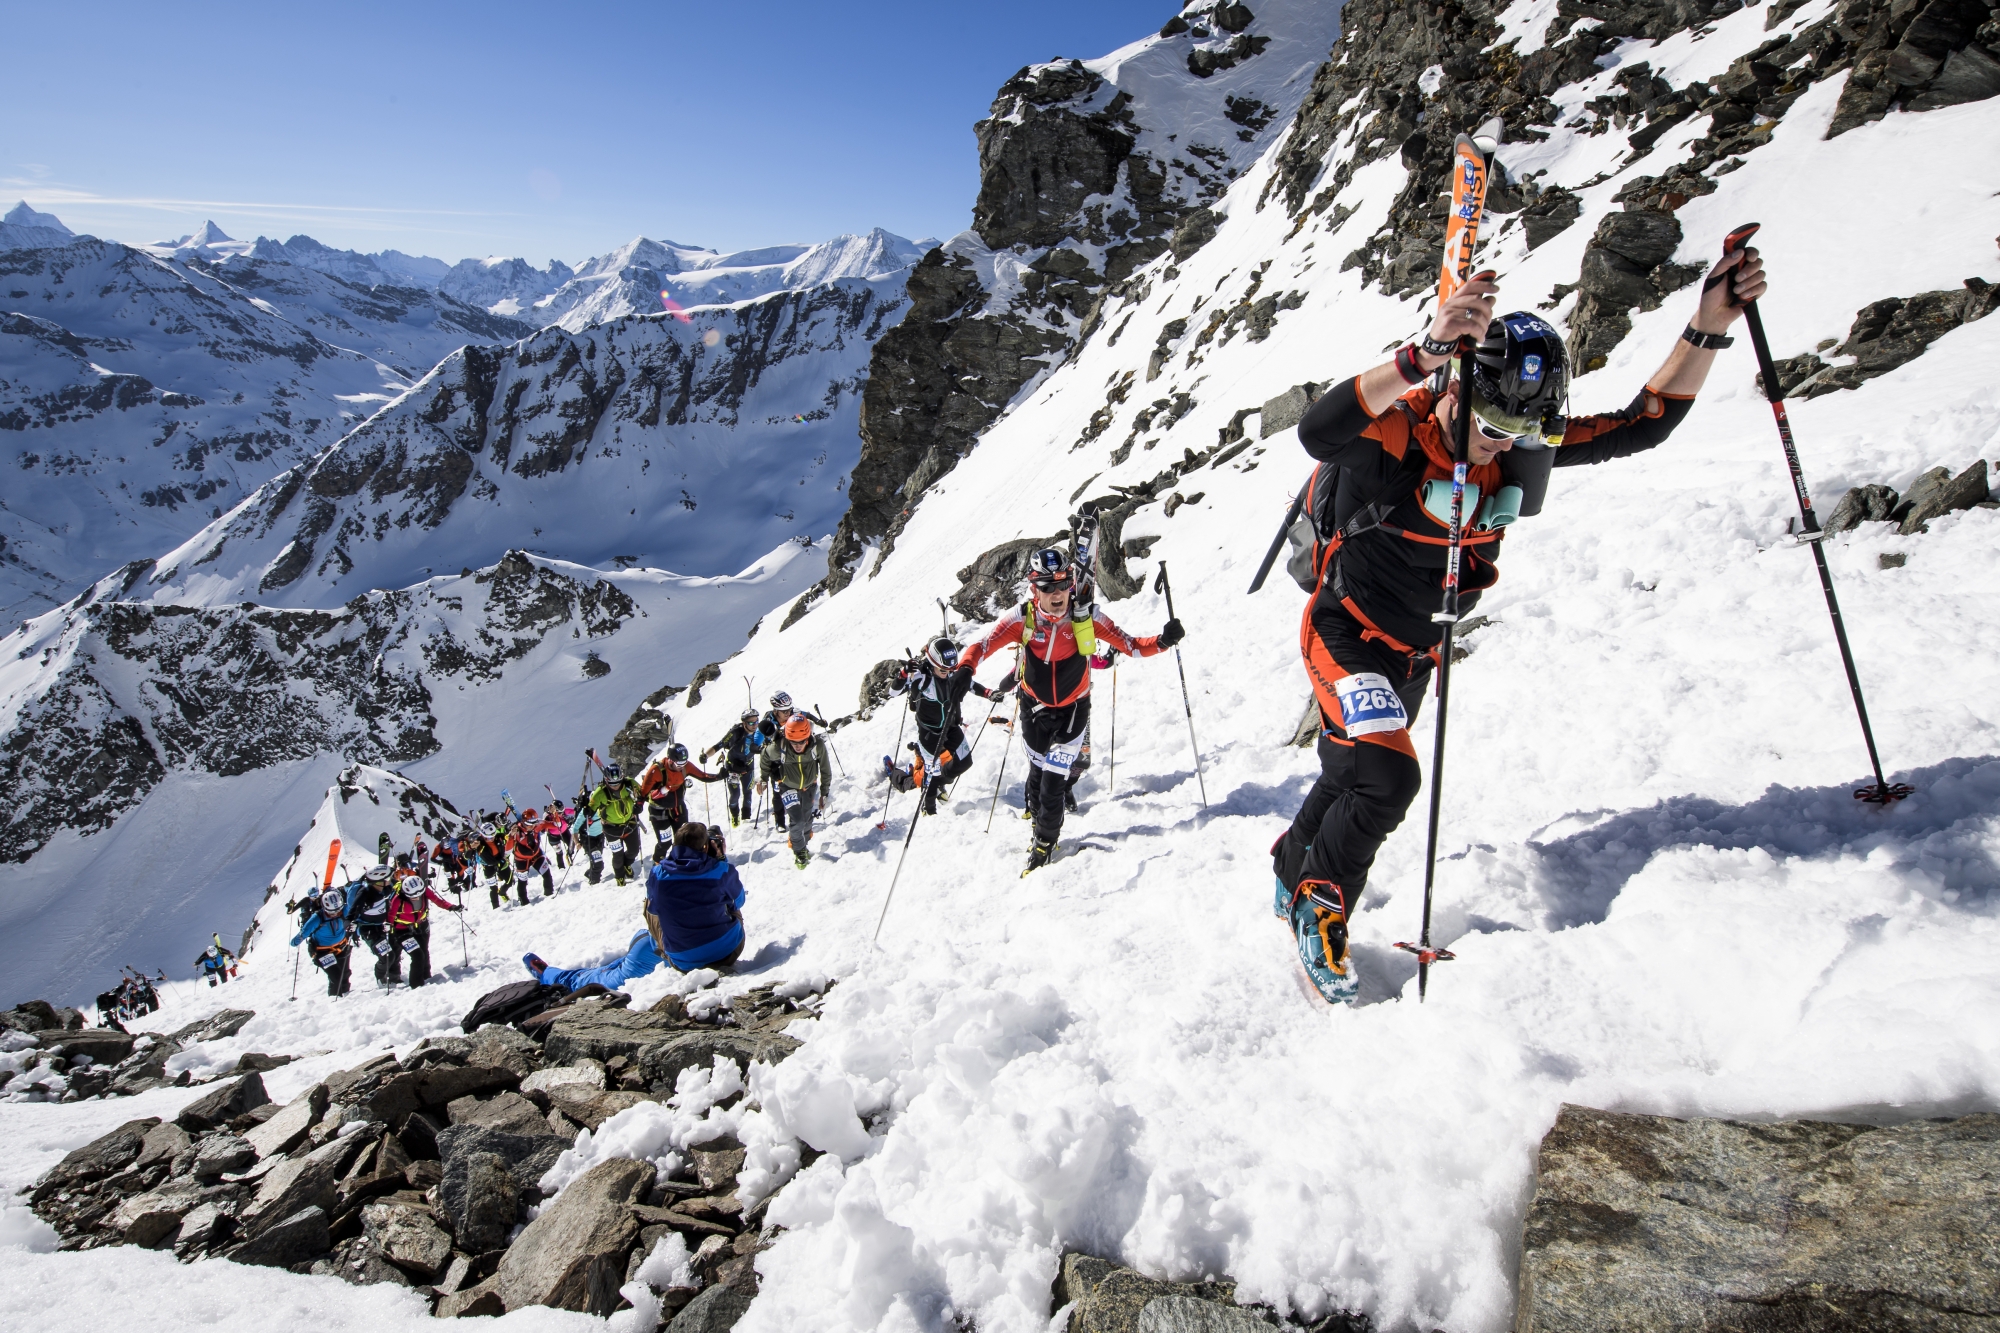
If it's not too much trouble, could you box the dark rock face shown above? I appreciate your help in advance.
[1568,209,1697,372]
[1896,459,1989,533]
[1823,482,1900,534]
[664,1283,755,1333]
[1516,1104,2000,1332]
[948,534,1071,623]
[802,28,1279,621]
[1792,278,2000,397]
[1054,1252,1318,1332]
[223,1204,329,1268]
[610,683,680,774]
[174,1073,270,1133]
[440,1150,523,1253]
[495,1156,656,1314]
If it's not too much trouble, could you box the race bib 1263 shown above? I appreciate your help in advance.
[1333,673,1408,737]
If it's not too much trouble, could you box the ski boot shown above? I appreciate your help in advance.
[1023,837,1056,876]
[1289,880,1358,1005]
[794,853,810,870]
[1064,789,1079,814]
[522,954,547,980]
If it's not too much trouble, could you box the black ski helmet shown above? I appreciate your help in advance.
[741,708,758,724]
[1466,312,1567,441]
[668,743,690,763]
[1028,547,1073,590]
[602,762,624,784]
[925,637,959,672]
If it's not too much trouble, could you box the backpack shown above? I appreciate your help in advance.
[459,980,566,1034]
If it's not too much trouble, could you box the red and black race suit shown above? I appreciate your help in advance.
[1299,376,1693,651]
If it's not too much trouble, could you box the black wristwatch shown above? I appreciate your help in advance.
[1681,324,1734,350]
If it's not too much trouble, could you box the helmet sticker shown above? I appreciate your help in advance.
[1521,353,1543,385]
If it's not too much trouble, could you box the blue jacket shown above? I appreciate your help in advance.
[646,847,745,968]
[291,910,351,949]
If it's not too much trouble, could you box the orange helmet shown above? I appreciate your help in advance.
[522,807,538,821]
[783,716,813,742]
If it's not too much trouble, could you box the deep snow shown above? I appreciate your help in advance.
[4,1,2000,1330]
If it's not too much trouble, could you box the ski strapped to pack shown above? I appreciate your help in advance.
[1720,223,1911,806]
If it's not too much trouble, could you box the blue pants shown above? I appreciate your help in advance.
[543,929,662,992]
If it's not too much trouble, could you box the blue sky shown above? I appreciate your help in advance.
[1,0,1189,265]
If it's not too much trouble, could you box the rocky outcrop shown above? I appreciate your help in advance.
[1516,1104,2000,1331]
[1054,1252,1366,1332]
[1770,278,2000,399]
[26,978,822,1316]
[800,11,1302,622]
[610,682,680,774]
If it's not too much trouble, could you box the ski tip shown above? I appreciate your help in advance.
[1471,116,1504,153]
[1722,222,1761,256]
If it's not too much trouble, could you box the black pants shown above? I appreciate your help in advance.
[311,944,352,996]
[357,920,400,984]
[606,823,640,882]
[916,724,970,814]
[648,791,688,841]
[1021,698,1090,842]
[725,771,753,820]
[511,859,550,903]
[391,920,435,986]
[1280,605,1429,908]
[580,829,605,880]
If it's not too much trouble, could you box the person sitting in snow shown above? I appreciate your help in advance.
[522,822,745,991]
[1271,244,1768,1004]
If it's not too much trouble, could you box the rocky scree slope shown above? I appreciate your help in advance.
[789,0,1332,625]
[134,271,908,608]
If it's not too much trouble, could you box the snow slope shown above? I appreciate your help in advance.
[4,2,2000,1331]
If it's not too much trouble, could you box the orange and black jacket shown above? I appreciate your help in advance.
[506,826,546,872]
[641,759,719,807]
[1298,376,1692,650]
[961,607,1161,708]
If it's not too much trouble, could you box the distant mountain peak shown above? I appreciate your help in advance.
[4,201,72,235]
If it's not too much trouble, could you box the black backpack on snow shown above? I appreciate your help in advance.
[459,980,565,1034]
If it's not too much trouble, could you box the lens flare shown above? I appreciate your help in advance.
[658,292,692,323]
[702,329,721,348]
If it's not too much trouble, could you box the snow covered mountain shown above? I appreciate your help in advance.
[0,228,422,624]
[4,0,1999,1328]
[3,209,930,623]
[0,543,821,1003]
[126,268,908,607]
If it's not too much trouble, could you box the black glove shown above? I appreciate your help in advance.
[1158,618,1185,648]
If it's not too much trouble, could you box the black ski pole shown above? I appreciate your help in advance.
[1153,563,1208,808]
[1394,329,1473,1002]
[872,797,928,945]
[814,706,847,775]
[1719,222,1910,805]
[1247,488,1309,594]
[290,945,300,1001]
[986,694,1021,832]
[877,691,909,831]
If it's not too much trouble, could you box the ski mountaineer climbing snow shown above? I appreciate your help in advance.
[505,812,554,903]
[760,715,832,869]
[291,886,356,997]
[350,864,407,986]
[195,942,235,986]
[387,873,463,988]
[587,764,643,886]
[887,637,1013,816]
[522,821,746,989]
[640,745,724,842]
[958,544,1181,873]
[701,710,764,828]
[1272,245,1769,1003]
[755,693,826,831]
